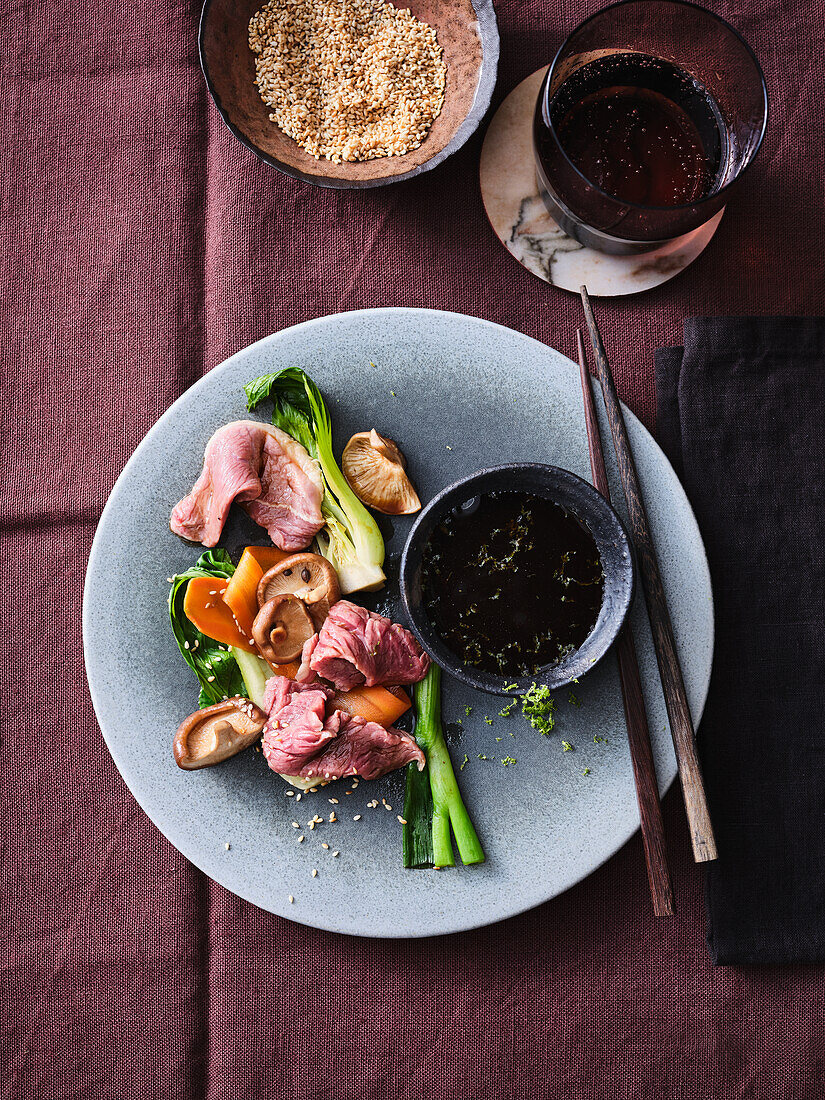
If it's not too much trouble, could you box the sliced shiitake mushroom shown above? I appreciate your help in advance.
[174,696,266,770]
[257,552,340,629]
[342,429,421,515]
[252,593,316,665]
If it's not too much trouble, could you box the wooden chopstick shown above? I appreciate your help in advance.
[576,330,674,916]
[579,288,718,863]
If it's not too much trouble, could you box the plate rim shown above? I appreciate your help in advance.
[83,306,714,936]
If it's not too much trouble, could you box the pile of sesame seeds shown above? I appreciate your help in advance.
[248,0,446,163]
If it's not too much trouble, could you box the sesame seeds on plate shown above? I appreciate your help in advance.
[248,0,446,164]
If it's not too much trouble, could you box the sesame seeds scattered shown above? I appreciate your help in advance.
[248,0,446,164]
[328,798,339,804]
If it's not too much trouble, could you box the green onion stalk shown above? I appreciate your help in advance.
[403,664,485,869]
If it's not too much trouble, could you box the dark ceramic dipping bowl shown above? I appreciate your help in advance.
[199,0,499,189]
[400,464,636,695]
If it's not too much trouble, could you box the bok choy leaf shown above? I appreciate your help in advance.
[244,367,386,594]
[168,549,247,707]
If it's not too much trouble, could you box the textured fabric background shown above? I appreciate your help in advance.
[3,0,825,1097]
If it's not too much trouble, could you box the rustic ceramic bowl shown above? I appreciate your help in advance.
[400,463,636,695]
[199,0,499,188]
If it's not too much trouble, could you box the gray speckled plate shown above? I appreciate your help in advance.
[83,308,713,937]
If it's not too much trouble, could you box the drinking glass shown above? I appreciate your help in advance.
[533,0,768,255]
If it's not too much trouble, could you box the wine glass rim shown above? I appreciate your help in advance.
[541,0,769,214]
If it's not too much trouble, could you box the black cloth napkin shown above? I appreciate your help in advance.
[655,317,825,965]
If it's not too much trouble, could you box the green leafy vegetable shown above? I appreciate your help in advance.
[245,367,386,593]
[168,550,273,708]
[168,550,247,706]
[403,664,485,869]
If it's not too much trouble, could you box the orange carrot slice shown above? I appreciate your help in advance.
[183,577,257,652]
[330,684,411,726]
[223,547,293,639]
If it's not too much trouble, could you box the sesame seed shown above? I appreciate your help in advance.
[309,821,316,830]
[206,676,215,683]
[224,842,231,850]
[286,790,294,797]
[328,798,339,804]
[311,868,318,878]
[353,814,362,821]
[248,0,446,165]
[322,843,329,849]
[295,793,302,801]
[288,895,294,903]
[397,816,407,824]
[329,813,337,822]
[332,850,340,857]
[291,821,299,828]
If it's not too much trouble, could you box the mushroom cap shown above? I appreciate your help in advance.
[252,593,316,664]
[257,552,340,628]
[342,429,421,516]
[174,696,266,770]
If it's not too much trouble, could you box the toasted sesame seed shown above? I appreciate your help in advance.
[397,816,407,824]
[248,0,446,164]
[328,798,339,804]
[322,842,329,849]
[329,813,337,822]
[206,676,215,683]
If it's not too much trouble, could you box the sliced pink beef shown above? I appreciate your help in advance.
[170,420,324,550]
[296,600,429,690]
[262,676,425,782]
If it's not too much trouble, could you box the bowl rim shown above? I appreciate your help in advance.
[399,462,636,695]
[198,0,501,189]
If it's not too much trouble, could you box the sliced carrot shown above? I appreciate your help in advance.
[330,684,411,727]
[267,660,300,680]
[223,547,294,639]
[183,577,257,652]
[244,546,293,571]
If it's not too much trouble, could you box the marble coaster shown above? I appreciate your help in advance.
[480,68,725,297]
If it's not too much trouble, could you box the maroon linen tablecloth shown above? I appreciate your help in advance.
[5,0,825,1096]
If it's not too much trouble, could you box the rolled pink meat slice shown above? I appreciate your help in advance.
[170,420,324,551]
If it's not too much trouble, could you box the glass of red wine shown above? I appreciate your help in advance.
[534,0,768,255]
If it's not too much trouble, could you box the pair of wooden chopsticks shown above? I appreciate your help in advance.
[577,287,717,916]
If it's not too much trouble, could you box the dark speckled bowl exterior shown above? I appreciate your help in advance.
[400,463,636,695]
[199,0,499,189]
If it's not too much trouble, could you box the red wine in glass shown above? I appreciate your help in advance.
[535,52,729,252]
[549,54,724,207]
[532,2,767,256]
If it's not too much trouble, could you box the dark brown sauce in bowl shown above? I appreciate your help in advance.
[420,491,604,678]
[400,463,635,695]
